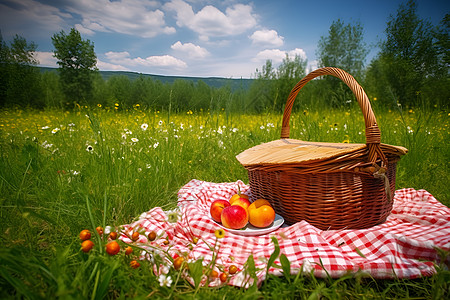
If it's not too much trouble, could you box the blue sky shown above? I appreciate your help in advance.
[0,0,448,78]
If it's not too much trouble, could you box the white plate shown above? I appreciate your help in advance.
[215,214,285,236]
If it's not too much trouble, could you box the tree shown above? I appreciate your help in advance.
[369,0,446,106]
[52,28,98,106]
[0,33,42,107]
[0,32,9,105]
[247,60,276,112]
[316,19,369,106]
[434,14,449,69]
[273,55,307,111]
[317,19,368,78]
[248,55,307,112]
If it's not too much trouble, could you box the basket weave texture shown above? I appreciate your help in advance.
[236,67,407,230]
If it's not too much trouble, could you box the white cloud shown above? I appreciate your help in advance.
[0,0,71,38]
[171,41,210,59]
[250,29,284,47]
[34,51,129,71]
[164,0,257,40]
[74,23,95,36]
[0,0,175,39]
[66,0,176,38]
[253,48,307,64]
[34,51,58,68]
[96,60,128,71]
[105,51,187,69]
[307,60,318,72]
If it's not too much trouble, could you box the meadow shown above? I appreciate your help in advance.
[0,104,449,299]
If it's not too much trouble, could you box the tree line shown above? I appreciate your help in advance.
[0,0,448,112]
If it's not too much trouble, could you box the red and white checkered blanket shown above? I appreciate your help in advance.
[121,179,450,287]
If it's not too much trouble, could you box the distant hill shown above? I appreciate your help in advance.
[38,67,253,91]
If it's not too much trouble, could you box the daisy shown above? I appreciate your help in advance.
[86,145,94,152]
[141,123,148,131]
[158,275,173,287]
[131,138,139,143]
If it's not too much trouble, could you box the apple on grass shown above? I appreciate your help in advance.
[221,205,249,230]
[210,200,230,223]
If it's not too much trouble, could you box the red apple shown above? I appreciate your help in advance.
[221,205,249,230]
[210,200,230,223]
[229,193,249,205]
[231,197,251,211]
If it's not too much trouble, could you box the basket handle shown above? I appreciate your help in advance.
[281,67,388,168]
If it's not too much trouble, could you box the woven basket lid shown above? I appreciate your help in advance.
[236,139,407,167]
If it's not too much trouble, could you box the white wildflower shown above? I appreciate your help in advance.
[51,128,60,134]
[160,265,170,275]
[104,226,112,235]
[42,141,53,148]
[141,123,148,131]
[158,275,173,287]
[131,137,139,143]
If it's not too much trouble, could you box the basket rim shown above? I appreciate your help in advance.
[236,138,407,167]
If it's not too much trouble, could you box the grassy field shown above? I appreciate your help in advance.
[0,105,449,299]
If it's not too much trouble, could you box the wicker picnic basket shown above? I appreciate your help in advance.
[236,67,408,230]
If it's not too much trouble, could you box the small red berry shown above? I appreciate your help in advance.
[219,272,228,283]
[210,270,219,279]
[131,231,140,242]
[81,240,94,253]
[79,230,91,241]
[148,231,157,241]
[105,241,120,256]
[229,265,238,275]
[130,260,140,269]
[173,256,185,270]
[96,226,103,235]
[125,246,133,255]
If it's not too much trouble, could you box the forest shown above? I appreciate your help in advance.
[0,0,448,112]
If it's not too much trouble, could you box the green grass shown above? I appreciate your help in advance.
[0,105,449,299]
